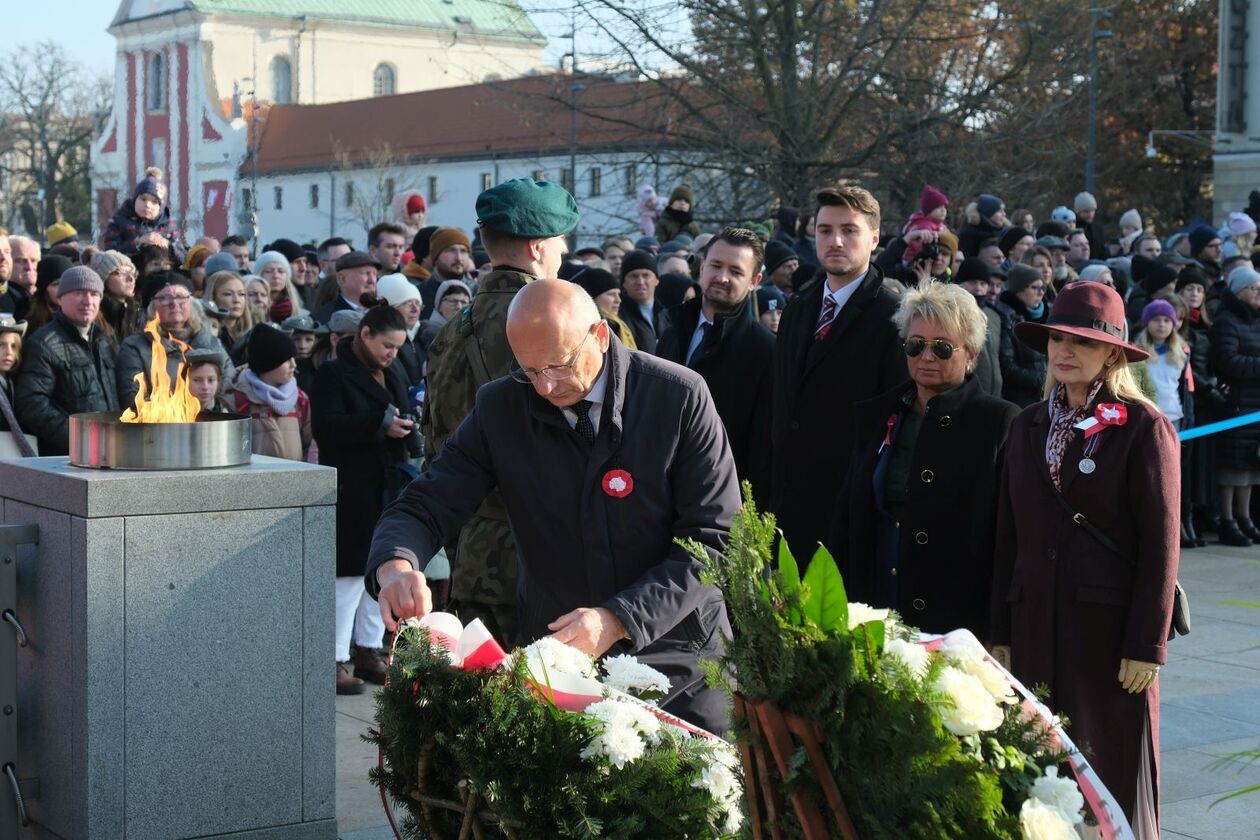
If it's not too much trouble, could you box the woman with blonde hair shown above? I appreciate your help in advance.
[993,281,1178,836]
[252,251,307,324]
[204,270,255,363]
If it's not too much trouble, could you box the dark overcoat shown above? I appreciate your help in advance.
[656,295,775,507]
[619,297,670,355]
[367,336,741,734]
[1208,290,1260,470]
[833,377,1018,637]
[311,337,417,577]
[770,265,908,559]
[991,391,1179,827]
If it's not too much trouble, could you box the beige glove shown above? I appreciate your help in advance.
[1118,658,1160,694]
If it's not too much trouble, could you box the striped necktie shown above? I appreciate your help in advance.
[814,294,838,341]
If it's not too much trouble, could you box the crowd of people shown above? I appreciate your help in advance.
[1,162,1254,837]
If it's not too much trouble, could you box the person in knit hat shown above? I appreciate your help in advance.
[253,250,308,325]
[1227,211,1258,256]
[957,193,1007,257]
[89,249,139,342]
[1187,224,1223,277]
[1071,191,1106,259]
[230,324,310,461]
[1208,264,1260,545]
[762,239,800,293]
[901,184,951,264]
[101,166,187,261]
[391,190,427,241]
[619,249,670,353]
[24,255,73,333]
[655,184,701,242]
[992,262,1050,406]
[1050,206,1077,226]
[428,227,473,285]
[45,221,78,250]
[571,266,637,349]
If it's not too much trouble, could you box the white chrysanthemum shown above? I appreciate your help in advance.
[937,629,988,663]
[582,724,647,769]
[884,638,931,679]
[847,602,891,630]
[692,745,745,835]
[935,667,1004,736]
[1029,766,1085,824]
[580,698,666,768]
[962,657,1018,705]
[521,636,597,679]
[601,654,671,699]
[1019,797,1078,840]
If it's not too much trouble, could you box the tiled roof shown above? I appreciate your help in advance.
[247,75,672,175]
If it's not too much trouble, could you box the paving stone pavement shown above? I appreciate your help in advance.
[335,545,1260,839]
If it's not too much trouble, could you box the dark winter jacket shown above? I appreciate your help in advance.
[1209,290,1260,470]
[393,329,426,389]
[833,377,1018,638]
[655,207,701,242]
[311,337,419,578]
[0,283,30,322]
[770,265,908,559]
[619,297,671,355]
[1080,219,1107,261]
[366,335,740,734]
[656,295,775,506]
[957,217,1004,258]
[14,313,119,455]
[101,199,186,261]
[100,294,144,341]
[116,324,233,411]
[992,291,1049,407]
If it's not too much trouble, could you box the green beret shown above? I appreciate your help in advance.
[476,178,579,238]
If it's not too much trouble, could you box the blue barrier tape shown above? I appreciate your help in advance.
[1178,410,1260,441]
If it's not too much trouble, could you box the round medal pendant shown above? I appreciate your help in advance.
[1078,457,1096,475]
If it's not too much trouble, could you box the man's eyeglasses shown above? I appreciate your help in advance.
[903,337,959,360]
[510,326,596,384]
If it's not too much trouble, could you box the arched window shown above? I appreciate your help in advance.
[373,63,396,97]
[271,56,293,104]
[147,52,166,112]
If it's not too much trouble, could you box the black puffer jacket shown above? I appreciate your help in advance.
[1209,291,1260,470]
[957,217,1004,258]
[992,291,1048,407]
[15,313,119,454]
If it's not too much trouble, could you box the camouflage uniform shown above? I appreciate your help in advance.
[421,268,533,646]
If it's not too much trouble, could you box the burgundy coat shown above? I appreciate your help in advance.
[992,391,1179,828]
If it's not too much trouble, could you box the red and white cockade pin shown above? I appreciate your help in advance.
[1075,402,1128,438]
[602,469,634,498]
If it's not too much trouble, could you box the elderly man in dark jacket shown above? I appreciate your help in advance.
[15,266,118,455]
[618,250,671,353]
[772,185,907,561]
[656,227,774,506]
[369,280,740,734]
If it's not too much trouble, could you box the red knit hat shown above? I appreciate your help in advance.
[406,194,427,214]
[919,184,949,215]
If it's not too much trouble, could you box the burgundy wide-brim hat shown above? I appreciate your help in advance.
[1014,281,1150,362]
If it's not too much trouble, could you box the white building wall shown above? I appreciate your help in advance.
[199,18,545,108]
[250,152,687,249]
[1213,0,1260,222]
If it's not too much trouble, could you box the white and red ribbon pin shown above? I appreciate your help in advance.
[602,469,634,498]
[1075,402,1128,439]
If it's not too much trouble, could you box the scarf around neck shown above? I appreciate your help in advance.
[1045,380,1104,489]
[244,368,298,416]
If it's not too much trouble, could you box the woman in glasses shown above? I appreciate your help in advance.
[993,263,1051,407]
[832,280,1018,639]
[992,281,1177,836]
[115,271,233,412]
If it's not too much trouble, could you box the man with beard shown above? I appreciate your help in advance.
[656,227,775,505]
[1067,229,1093,272]
[0,231,28,320]
[771,185,906,561]
[654,184,701,242]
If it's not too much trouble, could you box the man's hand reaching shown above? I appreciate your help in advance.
[376,558,433,632]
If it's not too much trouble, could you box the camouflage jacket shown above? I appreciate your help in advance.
[421,268,533,605]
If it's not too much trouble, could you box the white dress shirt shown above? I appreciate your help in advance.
[560,358,609,434]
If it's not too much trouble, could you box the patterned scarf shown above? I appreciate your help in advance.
[1044,380,1105,489]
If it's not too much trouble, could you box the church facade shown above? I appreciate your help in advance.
[91,0,546,241]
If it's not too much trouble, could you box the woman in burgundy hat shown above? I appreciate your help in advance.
[990,281,1179,837]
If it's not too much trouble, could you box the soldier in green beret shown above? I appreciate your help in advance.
[420,178,577,646]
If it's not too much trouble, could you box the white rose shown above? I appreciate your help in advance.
[937,629,988,663]
[884,638,931,679]
[1019,797,1078,840]
[847,602,891,630]
[962,657,1017,705]
[1029,766,1084,824]
[935,666,1004,736]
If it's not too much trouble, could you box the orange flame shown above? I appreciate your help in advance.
[119,317,204,423]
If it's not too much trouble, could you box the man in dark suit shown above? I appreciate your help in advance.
[657,226,774,506]
[368,279,740,733]
[770,185,907,561]
[312,251,380,325]
[618,249,671,353]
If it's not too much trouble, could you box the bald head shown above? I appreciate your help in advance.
[506,279,610,408]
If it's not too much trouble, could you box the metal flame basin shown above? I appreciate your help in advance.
[68,411,253,470]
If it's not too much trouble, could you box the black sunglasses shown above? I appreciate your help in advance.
[903,337,957,360]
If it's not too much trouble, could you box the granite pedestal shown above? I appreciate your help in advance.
[0,455,338,840]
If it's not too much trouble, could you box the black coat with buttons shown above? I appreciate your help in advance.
[831,377,1018,638]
